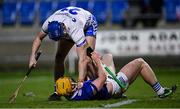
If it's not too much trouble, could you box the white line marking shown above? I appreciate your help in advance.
[104,99,137,108]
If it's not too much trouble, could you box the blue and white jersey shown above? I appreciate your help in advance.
[71,80,111,100]
[42,6,98,47]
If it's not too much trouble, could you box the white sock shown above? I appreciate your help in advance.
[152,82,165,95]
[157,87,165,95]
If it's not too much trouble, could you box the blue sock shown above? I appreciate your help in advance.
[152,82,161,92]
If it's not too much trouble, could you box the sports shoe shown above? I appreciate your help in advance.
[48,92,61,101]
[158,85,177,98]
[112,93,127,99]
[120,93,127,98]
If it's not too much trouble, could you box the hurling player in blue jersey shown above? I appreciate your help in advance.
[28,7,98,100]
[57,51,177,100]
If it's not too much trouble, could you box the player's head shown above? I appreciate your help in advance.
[47,21,64,41]
[56,77,77,96]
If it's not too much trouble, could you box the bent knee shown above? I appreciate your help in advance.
[102,53,113,60]
[102,53,114,66]
[102,53,113,62]
[134,58,145,64]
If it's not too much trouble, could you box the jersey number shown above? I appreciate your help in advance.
[60,7,80,15]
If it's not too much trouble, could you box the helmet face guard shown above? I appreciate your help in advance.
[48,21,64,41]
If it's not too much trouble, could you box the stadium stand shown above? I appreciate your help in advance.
[0,0,180,71]
[164,0,177,22]
[56,0,70,10]
[111,0,129,24]
[92,0,108,24]
[177,0,180,21]
[76,0,89,11]
[2,1,17,25]
[0,0,180,26]
[39,1,54,25]
[19,1,36,25]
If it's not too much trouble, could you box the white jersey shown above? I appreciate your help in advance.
[42,6,95,46]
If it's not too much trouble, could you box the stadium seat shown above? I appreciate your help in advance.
[19,1,36,25]
[92,0,108,24]
[176,0,180,21]
[56,1,70,10]
[2,1,17,25]
[164,0,177,22]
[39,1,54,25]
[76,0,89,10]
[111,0,129,24]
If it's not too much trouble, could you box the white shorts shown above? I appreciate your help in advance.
[106,72,129,95]
[117,72,129,89]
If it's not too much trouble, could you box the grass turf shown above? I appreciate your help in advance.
[0,68,180,108]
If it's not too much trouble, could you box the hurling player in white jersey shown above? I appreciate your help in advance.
[28,6,98,100]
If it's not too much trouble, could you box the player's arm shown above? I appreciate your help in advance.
[91,52,107,91]
[76,43,89,85]
[29,30,46,68]
[72,28,91,88]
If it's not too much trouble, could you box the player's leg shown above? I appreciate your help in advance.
[48,39,74,101]
[120,58,157,85]
[86,53,115,80]
[119,58,176,98]
[136,58,177,98]
[102,54,127,98]
[102,53,116,74]
[54,39,74,81]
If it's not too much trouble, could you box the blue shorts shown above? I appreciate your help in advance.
[84,15,98,37]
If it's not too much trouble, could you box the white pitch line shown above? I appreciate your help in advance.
[104,99,137,108]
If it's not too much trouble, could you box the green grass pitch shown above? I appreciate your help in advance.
[0,68,180,108]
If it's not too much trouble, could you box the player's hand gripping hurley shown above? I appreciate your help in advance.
[9,51,42,104]
[87,47,126,92]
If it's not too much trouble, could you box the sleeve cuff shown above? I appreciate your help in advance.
[76,39,87,47]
